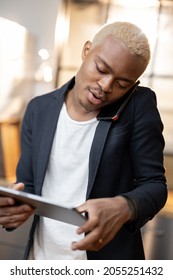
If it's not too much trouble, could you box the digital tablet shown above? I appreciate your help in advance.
[0,186,86,226]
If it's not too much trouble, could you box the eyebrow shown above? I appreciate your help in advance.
[96,56,135,84]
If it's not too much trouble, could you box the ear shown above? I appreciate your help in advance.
[81,41,92,61]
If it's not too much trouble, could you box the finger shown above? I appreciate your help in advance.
[77,214,100,236]
[0,205,34,228]
[72,226,103,251]
[2,213,31,229]
[0,204,34,218]
[2,212,32,228]
[75,204,88,215]
[2,215,30,229]
[71,237,104,251]
[8,182,24,191]
[0,196,16,207]
[76,205,100,234]
[0,183,25,206]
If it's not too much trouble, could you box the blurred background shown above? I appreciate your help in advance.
[0,0,172,259]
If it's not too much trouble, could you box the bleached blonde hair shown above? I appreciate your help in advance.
[92,21,150,70]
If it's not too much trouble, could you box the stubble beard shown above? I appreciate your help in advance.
[78,98,95,113]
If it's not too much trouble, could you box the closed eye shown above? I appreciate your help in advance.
[96,63,106,74]
[116,82,128,89]
[116,80,131,90]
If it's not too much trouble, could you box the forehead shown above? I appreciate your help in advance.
[91,37,145,81]
[92,37,130,61]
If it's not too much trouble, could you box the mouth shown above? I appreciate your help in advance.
[87,88,106,105]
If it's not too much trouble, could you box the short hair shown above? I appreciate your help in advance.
[91,21,150,70]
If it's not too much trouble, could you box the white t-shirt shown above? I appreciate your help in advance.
[28,103,99,259]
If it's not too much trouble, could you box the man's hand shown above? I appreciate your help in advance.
[72,196,131,251]
[0,182,34,230]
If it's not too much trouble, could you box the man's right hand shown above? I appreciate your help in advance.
[0,182,34,230]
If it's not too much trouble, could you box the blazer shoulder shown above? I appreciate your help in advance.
[28,77,75,108]
[29,88,62,104]
[135,85,157,100]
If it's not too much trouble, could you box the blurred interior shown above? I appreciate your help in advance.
[0,0,173,259]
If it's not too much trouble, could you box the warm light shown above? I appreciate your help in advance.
[54,10,70,48]
[42,65,53,82]
[35,49,53,82]
[107,2,159,54]
[34,62,53,83]
[38,49,50,60]
[0,17,26,81]
[115,0,159,8]
[0,18,27,111]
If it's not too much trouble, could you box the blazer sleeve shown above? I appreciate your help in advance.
[123,88,167,232]
[16,99,35,194]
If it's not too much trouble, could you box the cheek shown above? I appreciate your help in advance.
[84,65,96,79]
[109,89,129,103]
[81,59,99,80]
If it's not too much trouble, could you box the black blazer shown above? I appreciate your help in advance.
[17,77,167,259]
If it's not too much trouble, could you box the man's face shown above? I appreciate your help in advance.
[73,36,145,113]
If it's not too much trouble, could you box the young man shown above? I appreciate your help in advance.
[0,22,167,259]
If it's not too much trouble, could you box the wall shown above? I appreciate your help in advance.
[0,0,64,181]
[0,0,62,53]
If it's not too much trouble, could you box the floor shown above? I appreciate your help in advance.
[142,192,173,259]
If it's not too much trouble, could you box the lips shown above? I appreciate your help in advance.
[87,90,102,105]
[87,89,106,105]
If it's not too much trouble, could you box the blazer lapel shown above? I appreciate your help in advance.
[86,120,112,198]
[35,79,75,194]
[35,93,64,194]
[86,85,138,197]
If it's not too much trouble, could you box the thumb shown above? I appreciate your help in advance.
[76,202,88,214]
[8,182,25,191]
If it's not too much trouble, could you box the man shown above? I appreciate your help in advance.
[0,22,167,259]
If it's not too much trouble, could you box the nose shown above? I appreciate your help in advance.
[98,75,113,93]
